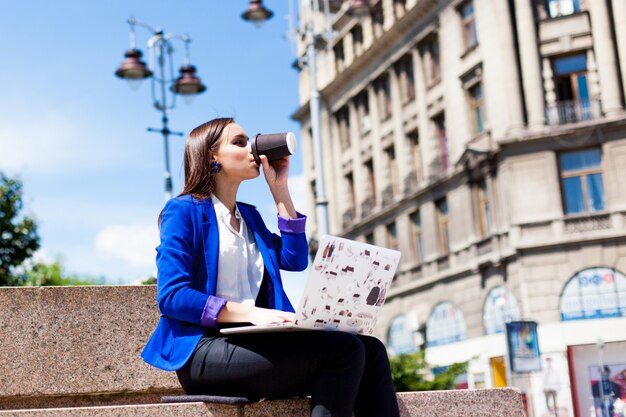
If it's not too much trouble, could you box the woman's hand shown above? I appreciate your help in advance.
[260,155,297,219]
[260,154,289,191]
[247,307,296,326]
[217,302,296,325]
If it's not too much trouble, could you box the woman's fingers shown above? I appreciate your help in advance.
[250,308,296,325]
[260,155,290,186]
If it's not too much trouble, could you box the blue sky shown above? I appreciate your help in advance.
[0,1,309,299]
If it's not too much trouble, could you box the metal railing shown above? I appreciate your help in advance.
[546,99,601,126]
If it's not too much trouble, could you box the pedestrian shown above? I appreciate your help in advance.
[542,357,561,415]
[141,117,400,417]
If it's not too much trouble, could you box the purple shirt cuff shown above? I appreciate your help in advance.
[200,295,228,328]
[277,211,307,234]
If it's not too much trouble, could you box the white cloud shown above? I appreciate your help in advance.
[0,111,80,174]
[94,223,159,270]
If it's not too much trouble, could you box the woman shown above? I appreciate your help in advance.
[142,117,400,417]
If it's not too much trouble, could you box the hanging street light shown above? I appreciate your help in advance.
[114,16,206,201]
[242,0,275,27]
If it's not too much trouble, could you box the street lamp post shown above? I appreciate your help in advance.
[241,0,369,238]
[115,17,206,201]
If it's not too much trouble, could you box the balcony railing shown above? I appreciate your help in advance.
[546,99,601,126]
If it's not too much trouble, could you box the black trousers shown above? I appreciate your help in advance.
[176,330,400,417]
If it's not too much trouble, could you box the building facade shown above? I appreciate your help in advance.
[293,1,626,416]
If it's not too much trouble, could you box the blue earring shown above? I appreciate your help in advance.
[211,161,222,174]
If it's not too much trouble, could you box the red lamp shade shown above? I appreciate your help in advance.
[171,65,207,95]
[114,49,152,79]
[242,0,274,24]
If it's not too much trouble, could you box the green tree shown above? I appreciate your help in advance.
[0,173,40,286]
[141,276,157,285]
[22,259,99,286]
[389,350,469,392]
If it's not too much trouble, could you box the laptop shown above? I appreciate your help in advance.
[220,235,401,335]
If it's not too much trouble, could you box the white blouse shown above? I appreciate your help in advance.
[212,195,265,306]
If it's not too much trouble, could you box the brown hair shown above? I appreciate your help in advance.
[180,117,234,199]
[158,117,234,225]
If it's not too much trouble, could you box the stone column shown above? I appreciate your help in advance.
[514,0,545,128]
[367,84,383,208]
[495,0,525,132]
[542,57,557,125]
[319,105,337,232]
[612,0,626,105]
[588,0,624,116]
[348,100,365,218]
[410,48,425,186]
[479,0,525,135]
[587,50,603,119]
[329,110,348,221]
[412,46,432,181]
[389,65,412,192]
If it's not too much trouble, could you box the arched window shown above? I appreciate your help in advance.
[426,302,467,347]
[387,314,418,355]
[560,267,626,320]
[483,285,521,335]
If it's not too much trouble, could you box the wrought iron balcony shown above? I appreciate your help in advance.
[546,99,601,126]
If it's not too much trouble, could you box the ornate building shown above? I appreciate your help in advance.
[293,1,626,416]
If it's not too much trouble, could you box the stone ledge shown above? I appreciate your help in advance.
[0,389,525,417]
[0,286,525,416]
[0,389,183,411]
[0,286,177,400]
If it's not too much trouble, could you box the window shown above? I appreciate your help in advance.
[365,159,377,206]
[483,286,521,335]
[387,314,417,355]
[559,148,606,214]
[375,74,392,121]
[334,41,345,73]
[386,222,399,251]
[421,34,441,85]
[351,24,364,57]
[468,83,485,135]
[436,197,450,255]
[407,130,423,185]
[461,1,478,51]
[476,179,491,238]
[395,54,415,104]
[426,302,467,347]
[433,114,449,171]
[335,107,350,150]
[386,145,399,197]
[365,232,375,245]
[410,211,424,263]
[355,91,371,134]
[560,267,626,320]
[345,172,356,217]
[552,54,591,124]
[372,2,385,39]
[547,0,581,18]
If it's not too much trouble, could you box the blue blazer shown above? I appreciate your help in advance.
[141,195,308,371]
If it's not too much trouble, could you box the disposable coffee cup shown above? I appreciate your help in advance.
[251,132,297,164]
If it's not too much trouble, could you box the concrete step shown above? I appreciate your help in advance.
[0,389,525,417]
[0,399,307,417]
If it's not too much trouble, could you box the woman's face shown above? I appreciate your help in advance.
[214,123,260,182]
